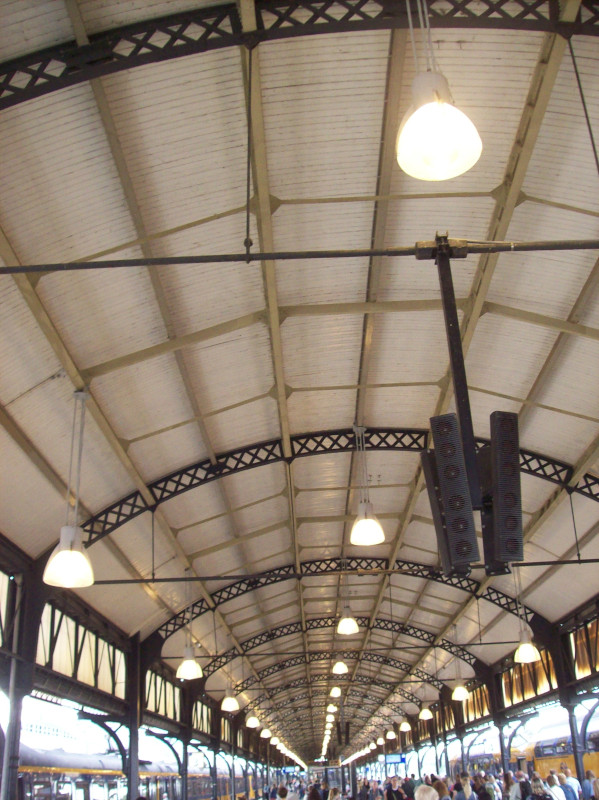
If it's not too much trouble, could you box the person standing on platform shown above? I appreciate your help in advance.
[565,771,582,800]
[387,775,407,800]
[371,780,384,800]
[581,772,595,800]
[546,775,566,800]
[559,774,578,800]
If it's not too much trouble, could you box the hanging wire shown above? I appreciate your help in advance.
[244,44,254,262]
[151,510,156,581]
[569,490,582,563]
[415,0,430,71]
[476,596,482,645]
[420,0,439,73]
[405,0,420,73]
[353,425,370,504]
[514,567,525,633]
[72,392,85,527]
[568,39,599,178]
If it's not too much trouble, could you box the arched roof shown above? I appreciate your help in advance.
[1,0,599,760]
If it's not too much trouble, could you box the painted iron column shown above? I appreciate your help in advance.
[126,633,141,799]
[566,703,585,783]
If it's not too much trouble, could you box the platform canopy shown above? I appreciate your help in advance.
[1,0,598,760]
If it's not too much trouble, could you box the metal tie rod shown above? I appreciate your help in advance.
[2,238,599,274]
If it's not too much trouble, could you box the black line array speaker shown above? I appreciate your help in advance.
[490,410,523,562]
[422,413,479,575]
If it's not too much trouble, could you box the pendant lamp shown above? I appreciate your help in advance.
[177,643,203,681]
[400,720,411,732]
[332,659,349,675]
[376,736,385,746]
[330,686,342,698]
[221,688,240,713]
[451,624,469,700]
[260,728,272,739]
[513,569,541,663]
[419,706,433,720]
[396,0,482,181]
[514,627,541,663]
[350,426,385,546]
[43,392,94,588]
[326,704,338,713]
[176,568,203,681]
[386,729,396,739]
[246,714,260,728]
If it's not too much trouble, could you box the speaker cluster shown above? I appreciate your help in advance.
[422,411,522,576]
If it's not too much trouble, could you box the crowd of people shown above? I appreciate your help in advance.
[259,765,599,800]
[351,766,599,800]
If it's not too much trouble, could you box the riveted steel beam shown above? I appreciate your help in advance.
[1,0,597,111]
[82,427,596,547]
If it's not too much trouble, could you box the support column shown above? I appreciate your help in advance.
[126,633,142,799]
[495,718,509,776]
[0,575,23,800]
[351,762,358,800]
[566,704,585,783]
[181,736,189,800]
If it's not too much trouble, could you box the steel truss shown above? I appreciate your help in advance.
[82,427,598,548]
[236,650,443,704]
[247,675,414,715]
[202,615,475,680]
[155,555,534,642]
[1,0,598,112]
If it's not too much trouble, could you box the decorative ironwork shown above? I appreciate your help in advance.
[1,0,597,111]
[235,650,425,704]
[247,675,414,713]
[203,615,472,679]
[156,556,534,641]
[82,428,599,548]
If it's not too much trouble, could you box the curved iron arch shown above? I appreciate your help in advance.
[203,615,478,680]
[1,2,596,113]
[234,650,437,704]
[152,556,538,645]
[246,675,415,714]
[82,427,596,549]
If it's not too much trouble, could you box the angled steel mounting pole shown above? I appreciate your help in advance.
[435,233,482,508]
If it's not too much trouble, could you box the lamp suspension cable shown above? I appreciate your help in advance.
[350,425,385,546]
[513,567,540,663]
[43,391,95,588]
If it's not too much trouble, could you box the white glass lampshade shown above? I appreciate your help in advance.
[376,736,384,746]
[399,720,411,732]
[332,660,348,675]
[326,714,335,722]
[246,714,260,728]
[271,736,280,746]
[221,689,240,713]
[176,644,203,681]
[325,723,333,731]
[514,628,541,663]
[350,501,385,546]
[43,525,94,588]
[452,683,470,701]
[396,72,482,182]
[326,704,338,713]
[386,729,396,740]
[369,742,376,750]
[330,686,342,698]
[419,707,433,720]
[260,728,272,739]
[337,603,360,635]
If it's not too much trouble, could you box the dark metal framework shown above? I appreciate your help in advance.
[1,0,598,112]
[155,555,534,643]
[202,616,477,680]
[237,653,421,703]
[81,427,598,548]
[246,673,418,713]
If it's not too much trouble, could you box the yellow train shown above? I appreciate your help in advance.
[451,730,599,779]
[17,743,260,800]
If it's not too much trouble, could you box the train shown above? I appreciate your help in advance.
[16,743,260,800]
[449,729,599,779]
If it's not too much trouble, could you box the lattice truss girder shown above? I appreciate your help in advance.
[81,428,597,548]
[1,0,598,110]
[156,556,533,642]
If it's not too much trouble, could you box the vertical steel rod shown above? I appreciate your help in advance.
[435,234,481,508]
